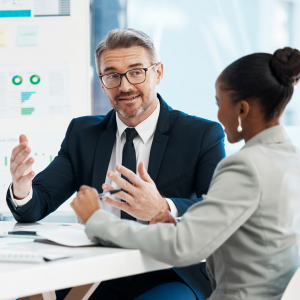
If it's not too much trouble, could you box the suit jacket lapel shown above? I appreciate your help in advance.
[148,94,170,183]
[92,110,117,193]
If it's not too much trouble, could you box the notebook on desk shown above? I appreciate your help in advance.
[36,228,98,247]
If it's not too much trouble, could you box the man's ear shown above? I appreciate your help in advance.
[156,62,164,85]
[238,100,250,121]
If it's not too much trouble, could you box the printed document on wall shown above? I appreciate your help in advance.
[0,0,34,18]
[0,60,70,117]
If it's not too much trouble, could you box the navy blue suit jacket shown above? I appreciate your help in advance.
[7,94,225,299]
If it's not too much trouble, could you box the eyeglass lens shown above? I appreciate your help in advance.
[102,69,146,88]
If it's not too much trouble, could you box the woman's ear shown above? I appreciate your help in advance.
[238,100,250,120]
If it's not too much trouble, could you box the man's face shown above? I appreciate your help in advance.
[99,46,162,118]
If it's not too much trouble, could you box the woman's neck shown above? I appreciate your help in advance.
[243,119,280,143]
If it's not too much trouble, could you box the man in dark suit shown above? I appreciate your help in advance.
[7,29,225,300]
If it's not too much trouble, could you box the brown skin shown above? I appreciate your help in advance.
[150,75,282,225]
[70,185,100,225]
[71,72,283,226]
[215,76,280,144]
[149,211,178,226]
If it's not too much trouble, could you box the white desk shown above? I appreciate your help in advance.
[0,221,171,300]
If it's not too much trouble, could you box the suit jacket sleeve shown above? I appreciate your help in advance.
[85,153,260,267]
[6,119,76,222]
[170,122,226,216]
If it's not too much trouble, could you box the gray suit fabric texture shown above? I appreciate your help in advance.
[85,125,300,300]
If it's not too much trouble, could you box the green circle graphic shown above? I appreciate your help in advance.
[30,75,40,85]
[12,76,23,85]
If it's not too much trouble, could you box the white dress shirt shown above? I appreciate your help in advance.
[10,99,178,219]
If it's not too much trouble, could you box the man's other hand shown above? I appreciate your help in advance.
[150,211,178,226]
[70,185,101,225]
[102,162,170,221]
[10,134,35,199]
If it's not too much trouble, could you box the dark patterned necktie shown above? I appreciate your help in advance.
[121,128,138,220]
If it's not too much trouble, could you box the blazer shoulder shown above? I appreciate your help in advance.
[215,149,259,180]
[72,115,107,127]
[67,114,111,134]
[169,109,223,133]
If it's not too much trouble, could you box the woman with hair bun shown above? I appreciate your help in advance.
[72,48,300,300]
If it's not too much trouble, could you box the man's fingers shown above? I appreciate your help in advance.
[11,142,27,162]
[106,190,134,204]
[14,157,34,180]
[103,196,131,212]
[107,171,136,195]
[115,165,144,187]
[10,148,31,174]
[18,171,35,186]
[137,162,154,183]
[102,183,115,191]
[19,134,28,144]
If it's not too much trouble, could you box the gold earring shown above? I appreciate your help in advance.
[237,116,242,132]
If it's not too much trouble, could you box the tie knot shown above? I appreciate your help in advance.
[125,128,138,141]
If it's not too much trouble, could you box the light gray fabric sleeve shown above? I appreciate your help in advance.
[85,153,261,267]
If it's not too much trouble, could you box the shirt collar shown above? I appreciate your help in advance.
[116,99,160,144]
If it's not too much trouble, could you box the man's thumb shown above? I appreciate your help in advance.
[19,134,28,144]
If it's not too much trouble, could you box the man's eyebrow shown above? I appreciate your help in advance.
[102,63,144,74]
[103,66,117,73]
[128,63,144,68]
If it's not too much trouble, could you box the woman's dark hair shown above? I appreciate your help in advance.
[220,47,300,121]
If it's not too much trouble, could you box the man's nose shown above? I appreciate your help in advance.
[119,75,132,92]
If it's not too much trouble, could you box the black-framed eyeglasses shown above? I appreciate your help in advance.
[99,63,158,89]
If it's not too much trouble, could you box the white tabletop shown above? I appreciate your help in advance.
[0,221,171,300]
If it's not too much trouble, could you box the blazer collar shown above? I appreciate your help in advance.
[243,125,290,149]
[92,110,117,193]
[155,93,170,134]
[147,94,171,183]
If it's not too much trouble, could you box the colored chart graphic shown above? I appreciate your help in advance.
[21,91,36,103]
[12,75,23,85]
[30,75,40,85]
[21,107,35,115]
[0,10,31,18]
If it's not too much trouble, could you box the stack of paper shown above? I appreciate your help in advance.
[37,228,97,247]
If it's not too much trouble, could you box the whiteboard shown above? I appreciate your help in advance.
[0,0,91,212]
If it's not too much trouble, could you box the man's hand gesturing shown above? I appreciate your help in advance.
[10,134,35,199]
[102,162,170,221]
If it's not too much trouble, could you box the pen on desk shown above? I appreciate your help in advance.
[98,189,122,200]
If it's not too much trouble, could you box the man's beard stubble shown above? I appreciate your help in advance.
[110,91,154,119]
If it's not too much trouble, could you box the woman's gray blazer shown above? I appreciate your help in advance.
[85,125,300,300]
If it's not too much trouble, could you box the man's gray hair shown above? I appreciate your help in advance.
[95,28,159,74]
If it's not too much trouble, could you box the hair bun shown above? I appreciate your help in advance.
[271,47,300,86]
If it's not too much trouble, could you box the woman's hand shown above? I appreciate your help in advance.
[70,185,101,225]
[150,210,178,226]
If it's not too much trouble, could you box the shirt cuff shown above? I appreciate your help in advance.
[9,183,33,208]
[165,198,178,218]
